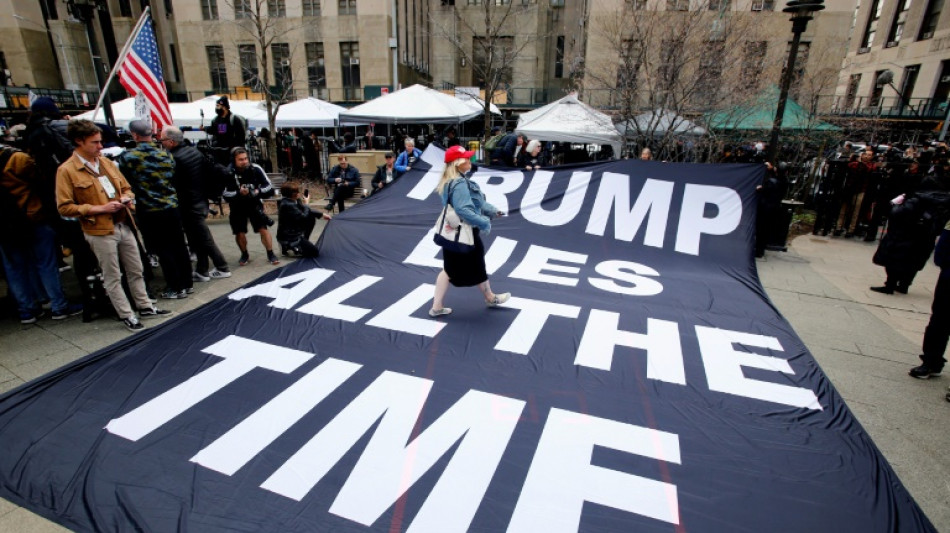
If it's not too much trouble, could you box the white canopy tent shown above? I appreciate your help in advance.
[455,94,502,115]
[619,109,707,138]
[338,84,481,124]
[77,95,355,131]
[515,93,622,155]
[75,96,266,130]
[264,97,354,128]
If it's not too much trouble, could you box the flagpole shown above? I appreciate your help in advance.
[91,7,151,125]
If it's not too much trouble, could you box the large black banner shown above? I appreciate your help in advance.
[0,149,934,532]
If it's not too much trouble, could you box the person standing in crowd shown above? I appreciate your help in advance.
[511,134,526,165]
[0,144,82,323]
[429,145,511,318]
[870,193,938,295]
[329,132,358,154]
[836,150,877,237]
[304,131,323,181]
[276,181,331,258]
[491,131,518,167]
[640,148,653,161]
[518,139,547,170]
[205,96,246,165]
[371,152,398,195]
[395,138,422,174]
[24,97,102,321]
[159,126,231,282]
[56,120,170,332]
[118,120,193,300]
[483,126,504,164]
[324,154,361,213]
[755,162,788,258]
[910,221,950,379]
[222,147,279,266]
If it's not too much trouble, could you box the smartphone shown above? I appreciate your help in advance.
[304,188,309,197]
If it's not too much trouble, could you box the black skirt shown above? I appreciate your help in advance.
[443,228,488,287]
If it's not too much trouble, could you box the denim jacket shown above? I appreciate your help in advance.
[441,177,498,234]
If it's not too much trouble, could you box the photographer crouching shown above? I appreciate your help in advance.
[277,181,331,258]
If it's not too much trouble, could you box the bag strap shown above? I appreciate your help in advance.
[437,179,461,229]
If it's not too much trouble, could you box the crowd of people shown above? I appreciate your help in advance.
[0,97,310,331]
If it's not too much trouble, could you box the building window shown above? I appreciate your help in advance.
[268,0,286,17]
[306,42,327,97]
[918,0,943,40]
[860,0,882,49]
[844,73,861,108]
[667,0,689,10]
[870,70,887,106]
[168,44,180,82]
[742,41,767,90]
[709,0,730,10]
[201,0,219,19]
[340,41,361,99]
[698,40,725,105]
[554,36,565,78]
[119,0,133,17]
[625,0,647,8]
[40,0,58,20]
[238,44,259,88]
[271,43,291,92]
[750,0,774,11]
[339,0,357,15]
[787,41,810,96]
[235,0,252,19]
[467,0,483,5]
[899,64,921,108]
[886,0,911,45]
[206,45,228,92]
[473,36,513,87]
[617,39,641,92]
[303,0,322,16]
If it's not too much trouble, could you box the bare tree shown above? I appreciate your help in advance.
[579,1,779,160]
[225,0,304,167]
[430,2,544,139]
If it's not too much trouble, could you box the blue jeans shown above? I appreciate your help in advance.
[0,223,69,315]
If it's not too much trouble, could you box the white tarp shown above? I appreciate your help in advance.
[75,96,266,130]
[515,93,622,155]
[265,97,353,128]
[338,84,481,124]
[620,109,707,138]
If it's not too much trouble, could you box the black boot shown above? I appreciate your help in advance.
[870,285,894,294]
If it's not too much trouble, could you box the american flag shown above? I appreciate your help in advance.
[118,17,172,131]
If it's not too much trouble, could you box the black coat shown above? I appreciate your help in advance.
[371,164,399,193]
[277,197,318,245]
[169,143,213,216]
[873,197,938,272]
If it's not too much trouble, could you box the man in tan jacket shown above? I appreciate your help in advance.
[56,119,169,331]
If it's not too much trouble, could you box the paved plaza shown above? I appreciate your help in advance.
[0,217,947,531]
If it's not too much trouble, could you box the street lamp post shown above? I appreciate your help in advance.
[766,0,825,163]
[67,0,115,128]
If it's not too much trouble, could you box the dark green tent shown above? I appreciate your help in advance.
[705,85,840,132]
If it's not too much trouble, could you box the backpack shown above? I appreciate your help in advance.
[230,113,248,136]
[484,134,502,152]
[42,119,74,166]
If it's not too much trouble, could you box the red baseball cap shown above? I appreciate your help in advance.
[444,145,475,163]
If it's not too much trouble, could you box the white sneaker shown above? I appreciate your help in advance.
[486,293,511,307]
[209,268,232,279]
[193,271,211,282]
[428,307,452,317]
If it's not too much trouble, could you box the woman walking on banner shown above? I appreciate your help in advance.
[429,146,510,317]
